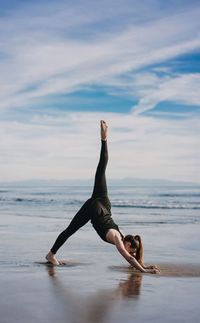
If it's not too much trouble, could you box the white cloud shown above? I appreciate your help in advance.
[0,111,199,183]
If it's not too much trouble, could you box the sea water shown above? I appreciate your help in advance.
[0,184,200,266]
[0,185,200,323]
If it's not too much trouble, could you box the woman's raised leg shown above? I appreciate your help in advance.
[91,120,108,199]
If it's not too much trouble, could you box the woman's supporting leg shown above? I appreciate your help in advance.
[50,200,91,254]
[91,139,108,199]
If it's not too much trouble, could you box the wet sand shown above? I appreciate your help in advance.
[1,262,200,323]
[110,262,200,277]
[1,185,200,323]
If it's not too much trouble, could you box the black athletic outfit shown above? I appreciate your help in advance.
[51,140,123,254]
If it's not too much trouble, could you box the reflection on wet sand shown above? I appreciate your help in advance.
[44,262,200,323]
[46,266,143,323]
[116,272,142,298]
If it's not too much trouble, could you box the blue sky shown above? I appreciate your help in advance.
[0,0,199,183]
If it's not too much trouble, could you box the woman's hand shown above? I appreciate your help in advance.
[144,264,160,270]
[145,267,160,274]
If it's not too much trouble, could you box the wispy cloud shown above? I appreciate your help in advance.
[132,73,200,115]
[0,1,200,110]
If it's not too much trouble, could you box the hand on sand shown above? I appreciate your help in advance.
[146,267,160,274]
[100,120,108,141]
[146,265,160,274]
[146,264,160,270]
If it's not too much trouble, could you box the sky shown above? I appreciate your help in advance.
[0,0,200,183]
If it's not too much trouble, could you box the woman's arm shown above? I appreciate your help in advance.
[114,235,159,274]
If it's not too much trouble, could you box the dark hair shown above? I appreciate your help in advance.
[124,234,144,265]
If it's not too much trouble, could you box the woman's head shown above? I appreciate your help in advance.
[123,234,144,265]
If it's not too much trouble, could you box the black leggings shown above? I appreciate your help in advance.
[50,140,108,254]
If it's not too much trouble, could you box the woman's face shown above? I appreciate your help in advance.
[124,241,137,257]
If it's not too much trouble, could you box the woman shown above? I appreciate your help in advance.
[46,121,159,274]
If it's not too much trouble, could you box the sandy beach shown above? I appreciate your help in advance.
[1,262,200,323]
[1,185,200,323]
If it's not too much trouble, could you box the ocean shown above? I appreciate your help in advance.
[0,184,200,323]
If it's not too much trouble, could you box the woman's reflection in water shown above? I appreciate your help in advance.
[45,265,143,323]
[116,271,142,299]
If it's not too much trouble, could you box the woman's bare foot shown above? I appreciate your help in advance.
[46,251,60,265]
[100,120,108,141]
